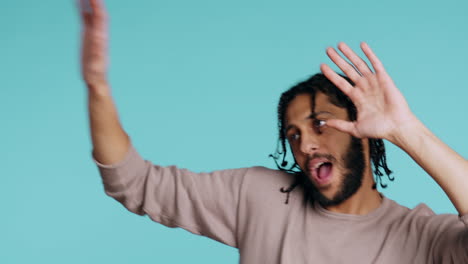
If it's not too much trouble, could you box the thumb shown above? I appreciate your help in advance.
[326,119,358,137]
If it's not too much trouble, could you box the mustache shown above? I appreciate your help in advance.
[306,153,337,164]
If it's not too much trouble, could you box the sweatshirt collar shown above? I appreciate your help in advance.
[314,195,391,221]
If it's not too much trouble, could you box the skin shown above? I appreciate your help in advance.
[78,0,109,95]
[285,93,382,214]
[78,0,468,215]
[320,42,468,216]
[78,0,131,166]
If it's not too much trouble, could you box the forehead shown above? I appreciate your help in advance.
[285,92,347,124]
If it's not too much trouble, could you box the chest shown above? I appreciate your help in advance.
[238,204,427,264]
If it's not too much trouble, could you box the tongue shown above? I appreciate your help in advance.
[318,163,332,179]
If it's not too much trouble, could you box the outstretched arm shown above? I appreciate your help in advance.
[78,0,130,165]
[321,42,468,215]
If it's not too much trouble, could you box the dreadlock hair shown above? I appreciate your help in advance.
[270,73,394,204]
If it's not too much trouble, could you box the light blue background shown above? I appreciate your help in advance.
[2,0,467,263]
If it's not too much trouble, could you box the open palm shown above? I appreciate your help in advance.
[78,0,109,90]
[320,42,415,141]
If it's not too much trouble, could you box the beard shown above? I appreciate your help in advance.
[302,136,365,207]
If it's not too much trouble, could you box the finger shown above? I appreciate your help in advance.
[78,0,93,14]
[90,0,107,19]
[325,119,359,137]
[326,47,361,83]
[360,42,385,73]
[77,0,107,26]
[77,0,92,26]
[337,42,373,75]
[320,63,362,104]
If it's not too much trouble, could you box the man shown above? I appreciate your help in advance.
[79,0,468,263]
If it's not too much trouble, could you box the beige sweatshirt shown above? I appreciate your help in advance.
[92,140,468,263]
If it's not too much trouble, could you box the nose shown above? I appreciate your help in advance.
[299,132,319,155]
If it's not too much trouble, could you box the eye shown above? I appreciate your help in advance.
[312,119,326,133]
[288,133,300,141]
[313,119,326,128]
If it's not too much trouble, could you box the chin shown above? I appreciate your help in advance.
[306,173,359,207]
[317,185,343,203]
[319,186,339,199]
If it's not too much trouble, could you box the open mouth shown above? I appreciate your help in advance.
[310,161,334,185]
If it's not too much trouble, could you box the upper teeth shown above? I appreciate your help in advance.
[314,162,325,169]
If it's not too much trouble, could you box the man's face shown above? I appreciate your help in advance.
[284,92,365,206]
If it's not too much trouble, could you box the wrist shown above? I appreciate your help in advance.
[386,114,423,147]
[87,80,111,98]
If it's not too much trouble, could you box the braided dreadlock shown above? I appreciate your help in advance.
[270,73,394,204]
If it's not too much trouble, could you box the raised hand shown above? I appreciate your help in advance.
[77,0,109,93]
[320,42,416,142]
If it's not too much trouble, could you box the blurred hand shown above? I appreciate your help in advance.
[78,0,109,92]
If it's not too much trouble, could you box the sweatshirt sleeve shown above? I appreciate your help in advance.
[410,204,468,263]
[91,142,248,248]
[429,213,468,262]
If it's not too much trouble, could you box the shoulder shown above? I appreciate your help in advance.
[384,198,434,218]
[386,199,440,222]
[386,199,463,232]
[244,166,296,187]
[240,166,298,204]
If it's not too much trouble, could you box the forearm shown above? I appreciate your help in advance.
[389,117,468,215]
[88,82,130,165]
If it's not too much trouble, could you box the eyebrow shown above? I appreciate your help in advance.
[284,111,334,134]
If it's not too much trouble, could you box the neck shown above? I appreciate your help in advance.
[323,166,382,215]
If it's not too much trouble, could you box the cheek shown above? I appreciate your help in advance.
[323,125,350,143]
[289,143,306,167]
[290,145,303,161]
[322,130,352,160]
